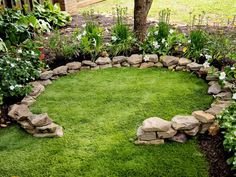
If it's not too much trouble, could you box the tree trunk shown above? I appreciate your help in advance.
[134,0,153,42]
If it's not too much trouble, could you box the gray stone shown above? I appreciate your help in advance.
[40,71,53,80]
[215,92,232,101]
[157,127,177,139]
[99,64,112,69]
[211,100,233,108]
[153,62,163,68]
[160,56,179,67]
[140,62,154,69]
[29,82,45,98]
[33,126,63,138]
[8,104,32,121]
[29,113,52,127]
[184,126,199,136]
[21,96,36,106]
[127,54,143,65]
[178,58,191,66]
[112,63,121,68]
[187,62,202,71]
[137,126,156,141]
[208,82,222,94]
[171,115,200,130]
[142,117,172,132]
[96,57,111,65]
[170,133,187,143]
[82,60,97,67]
[53,66,68,76]
[205,106,225,116]
[66,62,81,70]
[144,54,159,63]
[192,110,215,123]
[134,139,164,145]
[112,56,127,64]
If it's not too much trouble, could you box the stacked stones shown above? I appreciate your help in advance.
[5,54,235,139]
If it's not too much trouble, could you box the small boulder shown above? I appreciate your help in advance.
[172,115,200,130]
[208,82,222,94]
[112,56,127,64]
[21,96,36,106]
[187,62,202,71]
[66,62,81,70]
[160,56,179,67]
[8,104,32,121]
[53,66,68,76]
[178,58,191,66]
[140,62,154,69]
[153,62,163,68]
[137,126,157,141]
[82,60,97,67]
[157,127,177,139]
[175,66,185,71]
[214,92,232,101]
[205,106,224,116]
[95,57,111,65]
[144,54,159,63]
[33,126,63,138]
[184,126,199,136]
[127,54,143,65]
[142,117,172,132]
[199,123,212,134]
[121,62,131,67]
[29,113,52,127]
[40,71,53,80]
[29,82,45,98]
[192,110,215,123]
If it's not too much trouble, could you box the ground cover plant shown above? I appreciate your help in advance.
[0,68,213,177]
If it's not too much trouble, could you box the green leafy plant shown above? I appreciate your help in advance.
[0,37,7,53]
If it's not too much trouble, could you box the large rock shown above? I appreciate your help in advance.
[53,66,68,76]
[137,126,157,141]
[40,71,53,80]
[134,139,164,145]
[184,126,199,136]
[112,56,127,64]
[8,104,32,121]
[153,62,163,68]
[82,60,97,67]
[211,100,233,108]
[187,62,202,71]
[171,115,200,130]
[33,126,63,138]
[157,127,177,139]
[160,56,179,67]
[21,96,36,106]
[142,117,171,132]
[208,82,222,94]
[215,92,232,101]
[140,62,154,69]
[127,54,143,65]
[178,58,191,66]
[95,57,111,65]
[66,62,81,70]
[144,54,159,63]
[29,82,45,98]
[192,110,215,123]
[205,106,225,116]
[29,113,52,127]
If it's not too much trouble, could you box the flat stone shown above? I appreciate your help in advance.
[137,126,157,141]
[211,100,233,108]
[153,62,163,68]
[66,62,81,70]
[127,54,143,65]
[82,60,97,67]
[142,117,172,132]
[134,139,164,145]
[170,133,187,143]
[95,57,111,65]
[80,66,90,70]
[187,62,202,71]
[99,64,112,69]
[53,66,68,76]
[29,82,45,98]
[8,104,32,121]
[112,63,121,68]
[112,56,127,64]
[175,66,185,71]
[205,106,225,116]
[172,115,200,130]
[21,96,36,106]
[33,126,63,138]
[38,79,52,86]
[160,56,179,67]
[192,110,215,123]
[157,127,177,139]
[29,113,52,127]
[140,62,154,69]
[36,123,59,133]
[121,61,130,67]
[214,92,232,101]
[40,71,53,80]
[208,122,220,136]
[184,126,199,136]
[144,54,159,63]
[199,123,212,134]
[208,82,222,94]
[178,58,191,66]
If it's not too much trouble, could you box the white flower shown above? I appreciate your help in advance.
[31,51,35,55]
[77,34,82,41]
[82,31,87,36]
[9,85,15,90]
[154,31,159,35]
[169,29,174,34]
[203,61,210,68]
[16,58,21,61]
[205,54,212,60]
[219,72,226,80]
[10,63,15,67]
[232,93,236,100]
[153,41,160,49]
[105,43,110,46]
[143,55,150,62]
[111,36,117,42]
[45,37,48,40]
[15,84,22,88]
[231,66,235,70]
[188,40,191,43]
[161,38,166,44]
[82,23,86,28]
[147,32,150,37]
[105,27,109,33]
[92,38,97,46]
[17,48,22,54]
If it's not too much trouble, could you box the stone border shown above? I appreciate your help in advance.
[7,54,235,138]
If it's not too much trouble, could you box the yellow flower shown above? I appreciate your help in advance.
[183,47,188,53]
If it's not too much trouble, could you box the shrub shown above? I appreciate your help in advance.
[217,102,236,170]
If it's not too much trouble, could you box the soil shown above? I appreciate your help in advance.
[198,133,235,177]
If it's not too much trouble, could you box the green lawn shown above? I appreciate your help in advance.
[0,68,213,177]
[79,0,236,24]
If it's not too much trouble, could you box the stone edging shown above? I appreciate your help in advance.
[7,54,235,138]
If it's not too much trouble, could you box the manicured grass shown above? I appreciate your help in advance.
[0,68,213,177]
[79,0,236,24]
